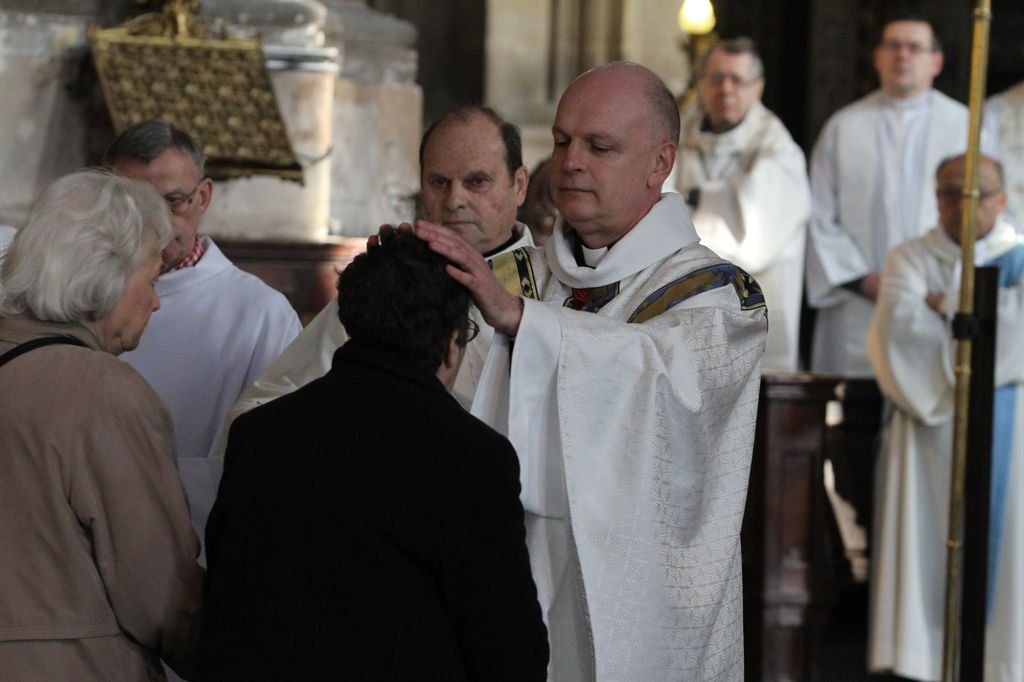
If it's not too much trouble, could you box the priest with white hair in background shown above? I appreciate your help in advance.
[673,36,809,371]
[867,153,1024,681]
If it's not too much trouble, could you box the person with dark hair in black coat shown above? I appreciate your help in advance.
[196,231,548,681]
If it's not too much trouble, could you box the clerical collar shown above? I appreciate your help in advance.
[570,232,609,267]
[482,226,521,260]
[699,115,741,136]
[881,88,931,110]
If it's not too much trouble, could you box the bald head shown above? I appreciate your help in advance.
[550,63,678,247]
[934,153,1007,244]
[575,63,680,146]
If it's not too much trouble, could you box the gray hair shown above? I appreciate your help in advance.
[0,170,172,323]
[699,37,765,81]
[647,71,682,146]
[102,119,207,177]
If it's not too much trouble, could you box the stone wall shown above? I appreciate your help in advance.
[485,0,691,170]
[0,0,421,240]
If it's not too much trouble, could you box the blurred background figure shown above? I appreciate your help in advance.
[807,15,972,378]
[673,36,809,371]
[519,157,558,246]
[0,170,203,682]
[866,154,1024,681]
[985,80,1024,230]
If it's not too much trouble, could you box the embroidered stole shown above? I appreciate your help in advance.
[490,247,540,299]
[561,262,765,322]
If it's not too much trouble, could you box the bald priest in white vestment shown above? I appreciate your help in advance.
[984,80,1024,230]
[420,62,767,682]
[807,15,975,376]
[867,154,1024,682]
[674,37,809,371]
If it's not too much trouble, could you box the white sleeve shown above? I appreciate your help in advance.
[806,116,872,307]
[867,246,955,424]
[215,299,346,463]
[694,140,810,274]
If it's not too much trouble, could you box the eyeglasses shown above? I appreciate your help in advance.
[164,180,203,215]
[700,72,761,88]
[879,40,936,56]
[464,318,480,344]
[936,187,1003,202]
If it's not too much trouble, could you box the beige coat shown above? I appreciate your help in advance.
[0,316,203,681]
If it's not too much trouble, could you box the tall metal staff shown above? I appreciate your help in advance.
[941,0,993,679]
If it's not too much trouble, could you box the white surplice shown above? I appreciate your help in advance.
[808,89,971,376]
[985,81,1024,230]
[676,101,810,371]
[472,193,767,681]
[866,221,1024,681]
[122,237,301,543]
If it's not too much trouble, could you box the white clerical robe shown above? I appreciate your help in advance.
[472,193,767,681]
[676,100,810,371]
[866,222,1024,682]
[808,89,971,376]
[985,81,1024,230]
[122,237,301,542]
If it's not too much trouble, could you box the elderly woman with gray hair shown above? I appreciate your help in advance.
[0,170,203,681]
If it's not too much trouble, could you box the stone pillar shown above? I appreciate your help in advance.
[485,0,556,170]
[321,0,421,237]
[201,0,338,242]
[485,0,690,171]
[0,8,94,226]
[620,0,690,97]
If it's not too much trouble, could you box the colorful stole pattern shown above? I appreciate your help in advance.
[627,263,766,324]
[563,282,621,313]
[558,262,766,320]
[490,247,540,299]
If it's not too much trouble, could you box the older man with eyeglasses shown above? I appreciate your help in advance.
[806,13,986,378]
[672,36,810,371]
[866,153,1024,680]
[104,120,301,557]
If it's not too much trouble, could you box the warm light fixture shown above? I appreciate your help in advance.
[678,0,716,36]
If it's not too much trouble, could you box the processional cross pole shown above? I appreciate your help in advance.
[941,0,993,680]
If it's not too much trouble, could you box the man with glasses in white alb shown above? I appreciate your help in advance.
[806,14,979,377]
[104,120,301,552]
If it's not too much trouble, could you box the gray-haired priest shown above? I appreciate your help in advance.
[674,37,810,371]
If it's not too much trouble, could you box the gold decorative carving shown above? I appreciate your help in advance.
[89,1,302,181]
